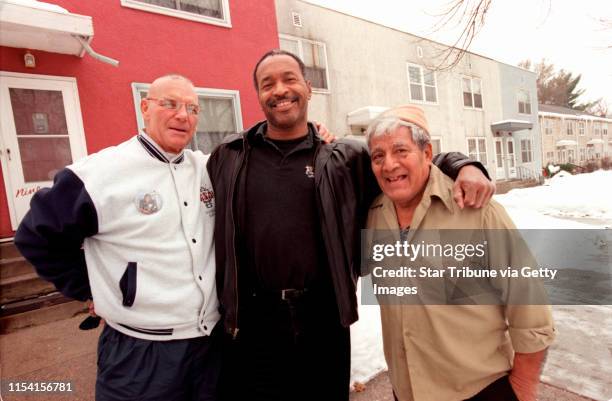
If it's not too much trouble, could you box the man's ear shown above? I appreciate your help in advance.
[140,98,149,115]
[425,142,433,162]
[306,80,312,100]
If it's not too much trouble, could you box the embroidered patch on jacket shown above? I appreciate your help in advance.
[135,191,162,215]
[304,165,315,178]
[200,186,215,210]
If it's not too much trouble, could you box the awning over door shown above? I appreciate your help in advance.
[0,0,118,65]
[347,106,388,126]
[490,119,533,132]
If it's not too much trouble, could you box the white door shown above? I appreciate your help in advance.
[506,139,517,179]
[494,138,505,180]
[0,72,87,230]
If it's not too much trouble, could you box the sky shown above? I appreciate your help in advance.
[305,0,612,108]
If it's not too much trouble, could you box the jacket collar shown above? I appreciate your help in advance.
[137,132,185,164]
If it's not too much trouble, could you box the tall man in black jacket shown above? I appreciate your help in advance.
[207,50,494,401]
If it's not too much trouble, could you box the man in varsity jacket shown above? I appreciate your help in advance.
[15,74,220,401]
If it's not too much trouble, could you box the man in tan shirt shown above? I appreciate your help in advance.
[365,105,555,401]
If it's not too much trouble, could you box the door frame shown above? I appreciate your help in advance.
[0,71,87,230]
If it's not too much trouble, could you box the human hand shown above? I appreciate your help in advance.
[453,165,495,209]
[508,350,546,401]
[87,299,97,317]
[314,121,337,144]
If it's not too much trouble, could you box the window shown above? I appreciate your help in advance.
[546,151,554,162]
[462,77,482,109]
[132,83,242,154]
[566,121,574,136]
[431,138,441,155]
[467,138,487,165]
[407,63,437,104]
[517,90,531,114]
[580,148,586,161]
[594,122,601,136]
[544,119,553,135]
[567,149,574,163]
[558,150,565,163]
[578,121,585,136]
[520,139,532,163]
[121,0,230,26]
[603,123,608,135]
[279,35,329,91]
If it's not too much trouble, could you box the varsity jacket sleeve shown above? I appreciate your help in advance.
[14,168,98,301]
[432,152,491,181]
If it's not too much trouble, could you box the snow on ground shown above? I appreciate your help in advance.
[496,170,612,226]
[350,170,612,400]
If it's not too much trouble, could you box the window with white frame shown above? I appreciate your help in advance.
[546,151,554,162]
[407,63,437,104]
[132,82,242,154]
[517,90,531,114]
[121,0,230,27]
[558,150,565,163]
[462,77,482,109]
[578,121,585,136]
[580,148,586,161]
[566,120,574,136]
[544,118,553,135]
[567,149,574,163]
[431,138,441,155]
[603,123,608,135]
[520,139,532,163]
[467,138,487,164]
[594,122,601,136]
[279,35,329,91]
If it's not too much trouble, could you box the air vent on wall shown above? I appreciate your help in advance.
[292,12,302,27]
[417,46,423,58]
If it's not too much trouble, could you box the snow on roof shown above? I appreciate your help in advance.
[1,0,68,14]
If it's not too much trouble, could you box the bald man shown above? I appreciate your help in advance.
[15,75,221,401]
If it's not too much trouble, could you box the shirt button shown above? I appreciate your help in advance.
[198,275,202,280]
[204,325,208,330]
[192,238,196,243]
[184,201,188,206]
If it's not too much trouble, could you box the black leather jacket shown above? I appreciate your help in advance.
[207,121,485,337]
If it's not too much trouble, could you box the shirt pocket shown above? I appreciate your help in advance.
[119,262,137,307]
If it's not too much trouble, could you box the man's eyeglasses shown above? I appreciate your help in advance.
[146,97,200,116]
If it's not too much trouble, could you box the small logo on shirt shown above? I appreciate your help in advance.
[135,191,162,215]
[305,165,315,179]
[200,186,215,209]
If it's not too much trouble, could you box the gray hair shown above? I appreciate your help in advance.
[365,116,431,150]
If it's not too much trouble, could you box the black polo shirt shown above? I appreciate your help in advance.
[238,123,329,292]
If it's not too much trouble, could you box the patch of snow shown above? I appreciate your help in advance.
[1,0,69,13]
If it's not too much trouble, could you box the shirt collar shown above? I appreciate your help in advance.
[252,122,316,150]
[137,130,185,164]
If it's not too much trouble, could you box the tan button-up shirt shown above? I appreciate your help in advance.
[366,164,556,401]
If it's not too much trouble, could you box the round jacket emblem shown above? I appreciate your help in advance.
[135,191,162,215]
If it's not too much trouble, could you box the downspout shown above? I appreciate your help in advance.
[72,35,119,67]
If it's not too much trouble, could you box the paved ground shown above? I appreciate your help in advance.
[0,314,597,401]
[350,371,595,401]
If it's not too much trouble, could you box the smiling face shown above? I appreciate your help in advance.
[255,54,312,139]
[141,76,198,153]
[370,126,432,210]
